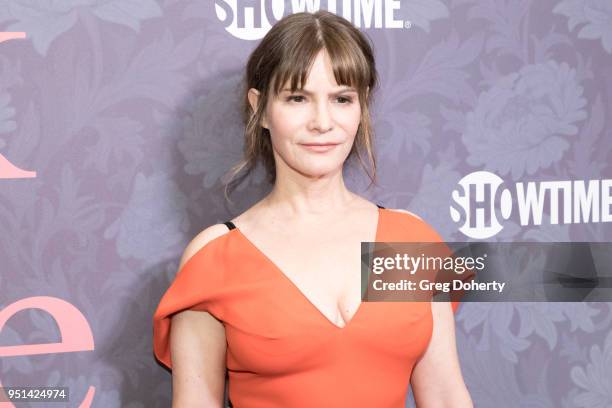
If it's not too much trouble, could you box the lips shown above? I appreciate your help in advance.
[299,142,339,152]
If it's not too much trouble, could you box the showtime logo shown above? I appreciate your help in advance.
[450,171,612,239]
[215,0,408,40]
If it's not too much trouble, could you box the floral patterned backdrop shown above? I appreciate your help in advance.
[0,0,611,407]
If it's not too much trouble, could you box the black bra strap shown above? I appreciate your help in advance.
[376,204,385,209]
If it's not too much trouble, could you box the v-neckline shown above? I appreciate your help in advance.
[233,206,384,331]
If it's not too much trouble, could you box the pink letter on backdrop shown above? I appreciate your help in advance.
[0,31,36,179]
[0,32,26,43]
[0,296,96,407]
[0,296,94,356]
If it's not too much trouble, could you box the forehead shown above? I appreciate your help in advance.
[271,48,366,95]
[304,50,336,84]
[279,50,338,90]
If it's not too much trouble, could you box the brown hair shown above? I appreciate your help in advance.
[222,10,379,203]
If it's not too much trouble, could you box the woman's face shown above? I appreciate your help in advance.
[249,49,362,180]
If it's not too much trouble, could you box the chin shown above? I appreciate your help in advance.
[299,163,344,178]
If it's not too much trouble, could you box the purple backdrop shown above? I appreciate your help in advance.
[1,1,611,407]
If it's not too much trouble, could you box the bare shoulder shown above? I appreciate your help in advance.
[385,208,423,221]
[178,223,231,270]
[171,225,229,403]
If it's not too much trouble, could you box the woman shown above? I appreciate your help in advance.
[153,10,472,408]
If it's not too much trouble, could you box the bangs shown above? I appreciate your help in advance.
[270,27,372,96]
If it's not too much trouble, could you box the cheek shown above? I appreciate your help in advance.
[266,106,302,140]
[340,107,362,138]
[267,104,362,143]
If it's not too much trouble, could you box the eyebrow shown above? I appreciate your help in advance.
[281,86,357,95]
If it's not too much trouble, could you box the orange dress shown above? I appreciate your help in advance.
[153,207,460,407]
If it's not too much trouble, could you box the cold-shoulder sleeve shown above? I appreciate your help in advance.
[152,236,228,370]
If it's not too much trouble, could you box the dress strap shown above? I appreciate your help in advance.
[376,204,385,209]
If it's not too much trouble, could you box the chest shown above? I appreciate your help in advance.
[243,227,369,326]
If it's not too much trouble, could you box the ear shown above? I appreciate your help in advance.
[247,88,269,129]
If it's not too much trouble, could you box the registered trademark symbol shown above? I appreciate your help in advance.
[404,20,412,29]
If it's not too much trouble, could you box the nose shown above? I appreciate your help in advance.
[309,101,334,133]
